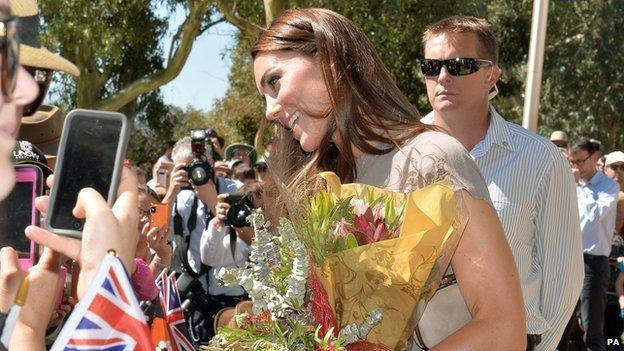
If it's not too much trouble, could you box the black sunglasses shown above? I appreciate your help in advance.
[420,57,493,77]
[0,11,19,100]
[23,67,52,117]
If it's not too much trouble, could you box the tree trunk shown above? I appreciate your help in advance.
[263,0,286,26]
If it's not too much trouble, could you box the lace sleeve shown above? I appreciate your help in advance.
[397,131,492,205]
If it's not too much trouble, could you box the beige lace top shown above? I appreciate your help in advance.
[354,131,492,204]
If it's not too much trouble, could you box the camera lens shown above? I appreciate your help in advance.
[187,159,214,186]
[72,219,83,230]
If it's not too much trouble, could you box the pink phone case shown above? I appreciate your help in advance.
[13,166,42,270]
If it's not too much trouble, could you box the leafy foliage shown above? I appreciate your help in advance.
[215,0,624,152]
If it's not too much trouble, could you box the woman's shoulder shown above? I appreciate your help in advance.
[396,131,491,203]
[402,130,469,157]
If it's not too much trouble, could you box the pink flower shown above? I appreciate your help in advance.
[333,219,351,237]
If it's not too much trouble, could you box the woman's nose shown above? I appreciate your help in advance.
[264,96,282,122]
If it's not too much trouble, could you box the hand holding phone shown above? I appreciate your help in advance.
[45,109,130,238]
[0,165,42,269]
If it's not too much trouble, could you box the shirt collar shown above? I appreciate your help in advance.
[587,170,604,186]
[473,106,515,155]
[422,106,515,155]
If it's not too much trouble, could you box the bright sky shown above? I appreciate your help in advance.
[159,5,238,111]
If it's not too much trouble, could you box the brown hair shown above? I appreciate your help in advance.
[422,16,499,63]
[252,8,432,193]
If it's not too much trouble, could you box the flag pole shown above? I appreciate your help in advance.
[522,0,550,132]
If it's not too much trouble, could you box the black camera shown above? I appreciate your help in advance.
[185,129,214,186]
[175,270,209,313]
[225,192,255,228]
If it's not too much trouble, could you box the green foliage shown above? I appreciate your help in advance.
[214,0,624,153]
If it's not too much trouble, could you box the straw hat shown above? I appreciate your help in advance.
[11,0,79,76]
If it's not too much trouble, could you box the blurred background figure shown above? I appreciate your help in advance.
[603,151,624,343]
[224,143,257,168]
[551,130,568,148]
[569,138,619,351]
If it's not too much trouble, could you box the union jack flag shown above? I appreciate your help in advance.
[52,254,153,351]
[155,269,195,351]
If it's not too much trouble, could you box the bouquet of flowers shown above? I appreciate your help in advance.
[206,172,467,351]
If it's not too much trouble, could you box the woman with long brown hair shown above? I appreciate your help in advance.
[252,8,526,350]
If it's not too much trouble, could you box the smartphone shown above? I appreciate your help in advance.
[149,202,170,230]
[155,161,173,188]
[46,109,130,238]
[0,165,42,269]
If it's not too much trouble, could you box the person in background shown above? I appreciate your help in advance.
[420,15,583,350]
[224,143,257,168]
[163,136,240,344]
[603,151,624,342]
[199,181,261,339]
[569,138,619,351]
[550,130,568,148]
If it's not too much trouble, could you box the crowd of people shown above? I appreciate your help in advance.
[0,0,620,350]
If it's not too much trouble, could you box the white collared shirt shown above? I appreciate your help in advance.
[422,107,584,351]
[577,171,618,256]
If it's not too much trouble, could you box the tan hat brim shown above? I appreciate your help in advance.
[20,44,80,77]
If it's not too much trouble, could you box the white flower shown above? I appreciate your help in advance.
[350,198,369,217]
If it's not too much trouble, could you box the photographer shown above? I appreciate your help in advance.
[162,134,240,345]
[199,182,261,337]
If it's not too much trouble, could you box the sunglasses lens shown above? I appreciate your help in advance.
[1,18,19,99]
[456,58,476,75]
[421,59,441,76]
[421,58,480,77]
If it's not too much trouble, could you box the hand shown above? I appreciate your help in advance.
[164,162,190,202]
[195,178,219,216]
[10,247,63,346]
[214,194,231,229]
[25,167,139,299]
[0,247,27,313]
[235,226,254,246]
[141,223,170,256]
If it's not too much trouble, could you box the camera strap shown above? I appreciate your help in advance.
[172,195,208,279]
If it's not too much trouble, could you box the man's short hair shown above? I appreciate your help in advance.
[422,15,499,64]
[570,137,600,155]
[171,137,194,164]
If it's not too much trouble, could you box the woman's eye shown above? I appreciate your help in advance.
[268,75,280,88]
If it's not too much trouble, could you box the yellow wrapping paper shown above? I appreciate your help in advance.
[316,172,467,351]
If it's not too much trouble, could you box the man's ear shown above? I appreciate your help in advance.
[487,65,501,85]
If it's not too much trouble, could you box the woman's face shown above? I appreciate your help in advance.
[254,51,333,153]
[0,68,39,200]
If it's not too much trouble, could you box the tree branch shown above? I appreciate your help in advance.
[96,0,212,111]
[198,17,226,36]
[215,0,263,37]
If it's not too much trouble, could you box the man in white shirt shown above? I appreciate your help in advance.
[569,138,618,351]
[420,16,584,351]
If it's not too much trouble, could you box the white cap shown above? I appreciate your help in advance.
[550,130,568,143]
[605,151,624,166]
